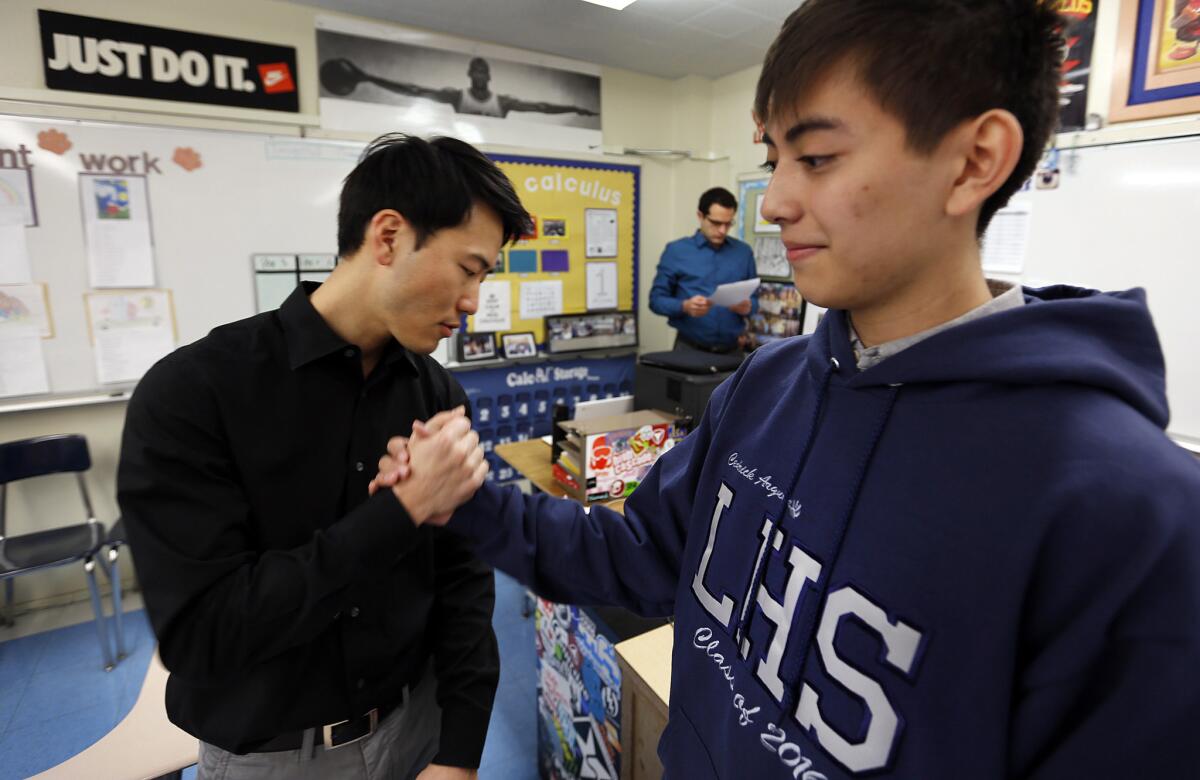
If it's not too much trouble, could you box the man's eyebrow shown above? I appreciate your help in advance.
[469,253,495,272]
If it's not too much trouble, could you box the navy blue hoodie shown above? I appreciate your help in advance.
[450,285,1200,778]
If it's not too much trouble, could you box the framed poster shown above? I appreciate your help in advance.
[1111,0,1200,121]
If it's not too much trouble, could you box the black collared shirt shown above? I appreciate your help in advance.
[117,283,497,766]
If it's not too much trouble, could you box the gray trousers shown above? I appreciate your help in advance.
[197,669,441,780]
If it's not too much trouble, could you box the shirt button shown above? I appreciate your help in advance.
[355,461,364,472]
[344,348,356,358]
[350,606,360,618]
[356,678,365,690]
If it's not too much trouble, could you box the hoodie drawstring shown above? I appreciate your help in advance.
[778,383,901,716]
[733,356,839,648]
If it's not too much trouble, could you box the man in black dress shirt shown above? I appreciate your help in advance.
[117,134,531,779]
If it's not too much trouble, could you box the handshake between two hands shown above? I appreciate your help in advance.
[367,406,487,527]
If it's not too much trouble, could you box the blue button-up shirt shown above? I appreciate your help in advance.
[649,231,758,349]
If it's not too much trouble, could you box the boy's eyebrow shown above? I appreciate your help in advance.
[784,116,844,143]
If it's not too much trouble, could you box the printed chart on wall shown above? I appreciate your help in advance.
[468,155,638,346]
[737,175,807,345]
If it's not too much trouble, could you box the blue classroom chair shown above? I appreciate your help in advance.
[0,434,115,671]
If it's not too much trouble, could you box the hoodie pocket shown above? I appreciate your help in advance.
[660,705,719,780]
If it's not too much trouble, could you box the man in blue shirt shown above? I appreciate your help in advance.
[649,187,759,353]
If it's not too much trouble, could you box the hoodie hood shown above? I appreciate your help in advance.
[816,285,1169,429]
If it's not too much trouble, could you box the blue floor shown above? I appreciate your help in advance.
[0,572,538,779]
[0,609,156,780]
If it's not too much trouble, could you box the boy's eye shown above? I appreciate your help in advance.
[460,265,477,277]
[800,155,834,170]
[759,160,776,173]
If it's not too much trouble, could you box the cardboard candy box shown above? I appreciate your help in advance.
[554,410,680,502]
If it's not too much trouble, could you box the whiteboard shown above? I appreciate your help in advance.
[0,114,641,413]
[0,114,362,408]
[997,136,1200,442]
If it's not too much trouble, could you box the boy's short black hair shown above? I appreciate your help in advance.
[699,187,738,215]
[337,133,532,256]
[754,0,1063,235]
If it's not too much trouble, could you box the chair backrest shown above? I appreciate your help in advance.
[0,435,95,540]
[0,434,91,485]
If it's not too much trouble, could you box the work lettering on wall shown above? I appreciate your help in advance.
[38,11,299,113]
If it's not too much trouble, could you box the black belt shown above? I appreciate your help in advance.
[252,700,400,752]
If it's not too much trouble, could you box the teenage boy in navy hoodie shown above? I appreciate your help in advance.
[374,1,1200,776]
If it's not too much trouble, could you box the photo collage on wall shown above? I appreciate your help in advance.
[737,177,807,346]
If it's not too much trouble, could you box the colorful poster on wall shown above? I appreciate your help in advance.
[80,173,155,288]
[535,598,622,780]
[1056,0,1100,131]
[472,156,637,345]
[85,289,176,384]
[316,16,601,154]
[0,283,53,337]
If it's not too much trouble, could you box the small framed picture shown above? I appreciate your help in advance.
[501,331,537,359]
[458,331,497,362]
[543,218,567,238]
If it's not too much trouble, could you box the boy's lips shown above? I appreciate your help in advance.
[784,241,825,263]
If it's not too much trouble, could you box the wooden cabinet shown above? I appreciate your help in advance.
[615,624,673,780]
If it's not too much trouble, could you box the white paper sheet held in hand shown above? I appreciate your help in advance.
[709,277,760,307]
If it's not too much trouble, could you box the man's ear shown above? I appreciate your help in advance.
[944,109,1024,220]
[366,209,409,266]
[697,209,705,225]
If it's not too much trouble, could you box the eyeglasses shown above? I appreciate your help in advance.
[703,215,733,229]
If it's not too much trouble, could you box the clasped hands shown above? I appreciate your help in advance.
[368,406,486,526]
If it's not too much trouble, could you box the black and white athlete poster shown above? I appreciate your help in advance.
[315,16,601,154]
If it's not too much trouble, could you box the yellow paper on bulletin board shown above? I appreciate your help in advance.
[471,156,638,343]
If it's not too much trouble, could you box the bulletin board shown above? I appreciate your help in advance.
[469,155,639,344]
[737,176,789,282]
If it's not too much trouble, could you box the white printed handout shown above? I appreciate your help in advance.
[0,324,50,399]
[0,166,37,227]
[475,279,512,331]
[981,202,1031,274]
[586,261,618,310]
[520,280,563,320]
[709,277,761,307]
[80,174,156,288]
[0,224,32,283]
[85,289,176,384]
[585,208,618,258]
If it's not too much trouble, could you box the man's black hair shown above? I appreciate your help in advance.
[754,0,1063,235]
[699,187,738,215]
[337,133,531,256]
